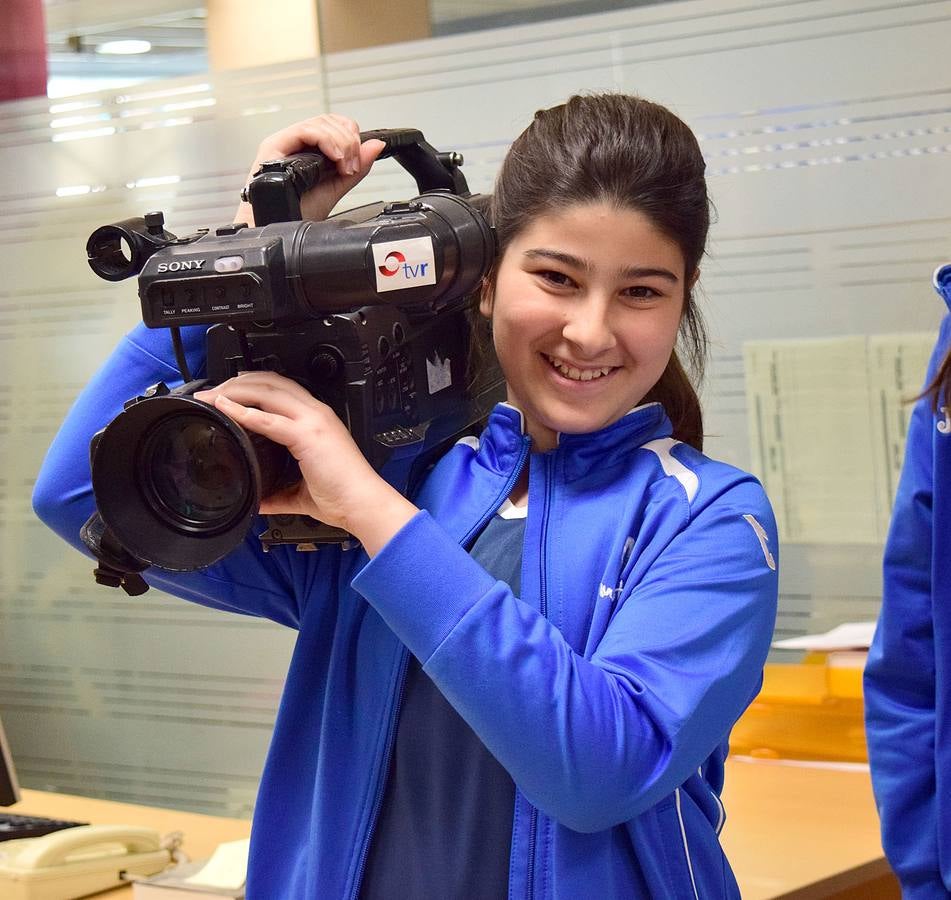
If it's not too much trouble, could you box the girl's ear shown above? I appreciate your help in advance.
[479,278,495,318]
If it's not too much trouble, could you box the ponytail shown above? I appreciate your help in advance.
[920,345,951,412]
[643,352,703,451]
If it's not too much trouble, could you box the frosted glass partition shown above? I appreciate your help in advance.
[1,0,949,814]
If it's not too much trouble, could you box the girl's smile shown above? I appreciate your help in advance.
[544,355,618,382]
[481,202,691,452]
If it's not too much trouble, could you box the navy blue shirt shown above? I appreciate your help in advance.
[360,507,527,899]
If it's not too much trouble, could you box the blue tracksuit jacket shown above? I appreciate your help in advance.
[33,321,778,899]
[865,262,951,899]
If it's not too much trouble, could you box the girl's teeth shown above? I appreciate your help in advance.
[547,356,611,381]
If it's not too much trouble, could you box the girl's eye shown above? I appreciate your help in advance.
[537,270,577,289]
[622,285,662,301]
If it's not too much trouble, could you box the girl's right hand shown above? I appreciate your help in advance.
[234,114,386,226]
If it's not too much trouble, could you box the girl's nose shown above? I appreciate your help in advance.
[561,297,617,358]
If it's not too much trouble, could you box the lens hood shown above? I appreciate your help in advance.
[91,394,265,571]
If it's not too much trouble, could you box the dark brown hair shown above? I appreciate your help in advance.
[473,93,711,450]
[921,348,951,411]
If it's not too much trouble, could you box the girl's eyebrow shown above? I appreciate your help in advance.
[523,248,680,283]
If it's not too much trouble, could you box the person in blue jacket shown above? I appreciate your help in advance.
[33,94,779,899]
[865,263,951,898]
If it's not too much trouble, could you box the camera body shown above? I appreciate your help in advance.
[82,129,501,586]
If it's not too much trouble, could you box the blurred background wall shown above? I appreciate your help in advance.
[1,0,949,816]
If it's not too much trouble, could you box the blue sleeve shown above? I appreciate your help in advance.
[864,314,951,899]
[32,322,335,630]
[351,479,778,833]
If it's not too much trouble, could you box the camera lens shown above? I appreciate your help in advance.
[91,393,291,571]
[140,415,250,531]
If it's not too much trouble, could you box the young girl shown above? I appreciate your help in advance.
[34,95,778,899]
[864,262,951,897]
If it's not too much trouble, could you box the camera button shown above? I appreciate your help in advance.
[215,223,249,236]
[382,200,423,215]
[214,256,245,273]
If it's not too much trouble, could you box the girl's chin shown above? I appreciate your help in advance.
[530,407,623,442]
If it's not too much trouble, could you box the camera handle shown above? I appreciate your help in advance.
[243,128,470,227]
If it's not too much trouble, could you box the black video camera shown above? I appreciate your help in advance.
[81,128,500,593]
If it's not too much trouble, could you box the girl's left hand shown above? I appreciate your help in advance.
[194,372,418,555]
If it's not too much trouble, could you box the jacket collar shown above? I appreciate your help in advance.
[479,401,674,481]
[934,263,951,311]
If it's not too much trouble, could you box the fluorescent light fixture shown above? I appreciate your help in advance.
[116,83,211,104]
[97,40,152,55]
[126,175,181,189]
[51,113,111,129]
[140,117,194,130]
[241,104,283,117]
[162,98,215,112]
[55,184,106,197]
[49,100,102,114]
[47,76,149,99]
[51,126,117,142]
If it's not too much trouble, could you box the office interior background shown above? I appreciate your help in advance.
[0,0,949,819]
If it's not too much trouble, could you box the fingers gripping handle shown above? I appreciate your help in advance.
[243,128,469,226]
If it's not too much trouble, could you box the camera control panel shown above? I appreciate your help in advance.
[145,272,269,325]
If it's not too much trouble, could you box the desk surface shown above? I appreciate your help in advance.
[11,756,893,899]
[720,756,894,899]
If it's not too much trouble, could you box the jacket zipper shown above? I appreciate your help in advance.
[538,454,553,621]
[460,437,531,549]
[525,454,554,900]
[349,647,409,900]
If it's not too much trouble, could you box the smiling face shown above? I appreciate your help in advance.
[480,202,690,452]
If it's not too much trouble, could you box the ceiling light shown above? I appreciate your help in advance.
[56,185,91,197]
[96,40,152,56]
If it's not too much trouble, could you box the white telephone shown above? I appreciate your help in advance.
[0,824,172,900]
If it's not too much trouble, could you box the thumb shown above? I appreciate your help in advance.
[259,482,311,517]
[301,138,387,220]
[335,138,387,194]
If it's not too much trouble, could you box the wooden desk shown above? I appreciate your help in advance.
[720,756,898,899]
[9,788,250,897]
[11,758,897,899]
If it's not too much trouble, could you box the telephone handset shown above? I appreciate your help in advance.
[0,824,172,900]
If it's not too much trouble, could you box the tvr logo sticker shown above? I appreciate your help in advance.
[377,250,406,276]
[372,237,437,293]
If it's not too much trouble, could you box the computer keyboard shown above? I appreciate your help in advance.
[0,812,87,841]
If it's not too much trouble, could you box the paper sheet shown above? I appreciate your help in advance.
[184,837,250,891]
[744,333,936,543]
[771,621,876,650]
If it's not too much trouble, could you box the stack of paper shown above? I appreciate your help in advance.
[132,838,249,899]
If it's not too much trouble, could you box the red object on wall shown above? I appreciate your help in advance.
[0,0,47,102]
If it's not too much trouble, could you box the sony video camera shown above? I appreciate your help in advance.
[81,128,500,593]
